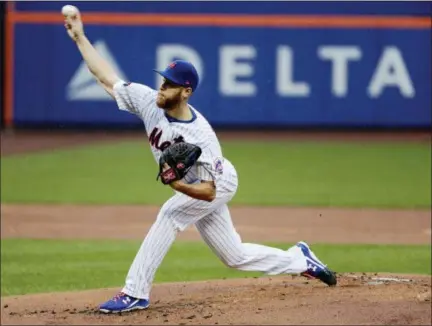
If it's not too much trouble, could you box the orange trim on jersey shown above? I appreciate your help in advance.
[4,2,16,127]
[8,11,432,29]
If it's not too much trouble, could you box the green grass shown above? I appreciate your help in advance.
[1,239,430,296]
[1,140,431,208]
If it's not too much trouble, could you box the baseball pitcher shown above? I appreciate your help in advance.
[63,6,337,314]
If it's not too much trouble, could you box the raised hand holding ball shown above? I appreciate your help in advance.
[61,5,84,42]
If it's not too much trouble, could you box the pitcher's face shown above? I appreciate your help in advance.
[157,79,192,110]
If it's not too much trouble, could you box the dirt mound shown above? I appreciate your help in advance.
[2,204,431,244]
[1,274,430,325]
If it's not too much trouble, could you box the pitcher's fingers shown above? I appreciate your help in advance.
[64,16,73,25]
[71,11,81,21]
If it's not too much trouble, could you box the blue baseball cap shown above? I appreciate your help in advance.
[154,60,200,92]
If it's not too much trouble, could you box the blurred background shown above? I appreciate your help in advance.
[0,0,431,307]
[0,1,431,130]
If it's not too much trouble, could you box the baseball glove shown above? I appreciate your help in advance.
[156,142,202,185]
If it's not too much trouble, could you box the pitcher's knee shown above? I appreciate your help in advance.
[223,255,248,269]
[157,207,182,232]
[158,206,197,233]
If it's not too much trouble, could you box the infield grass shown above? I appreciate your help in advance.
[1,239,431,296]
[1,140,431,208]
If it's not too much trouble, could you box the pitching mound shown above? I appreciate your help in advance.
[1,273,431,325]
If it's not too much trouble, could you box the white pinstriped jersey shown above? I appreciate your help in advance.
[113,80,227,185]
[112,82,310,302]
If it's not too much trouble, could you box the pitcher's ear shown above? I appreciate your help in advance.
[182,87,193,99]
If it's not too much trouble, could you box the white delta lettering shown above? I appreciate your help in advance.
[155,44,415,99]
[219,45,257,96]
[277,46,310,97]
[318,46,362,97]
[367,46,415,98]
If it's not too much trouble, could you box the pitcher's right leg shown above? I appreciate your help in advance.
[99,190,234,313]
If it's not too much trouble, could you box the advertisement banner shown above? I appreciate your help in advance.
[12,23,431,127]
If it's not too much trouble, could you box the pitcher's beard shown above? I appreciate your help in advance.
[157,93,182,110]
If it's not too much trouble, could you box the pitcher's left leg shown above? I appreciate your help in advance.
[195,204,307,275]
[195,204,337,285]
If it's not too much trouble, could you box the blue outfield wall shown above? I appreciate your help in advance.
[11,2,432,128]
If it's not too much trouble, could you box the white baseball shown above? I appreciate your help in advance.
[61,5,79,17]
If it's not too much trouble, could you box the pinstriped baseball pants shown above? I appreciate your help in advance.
[122,161,308,299]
